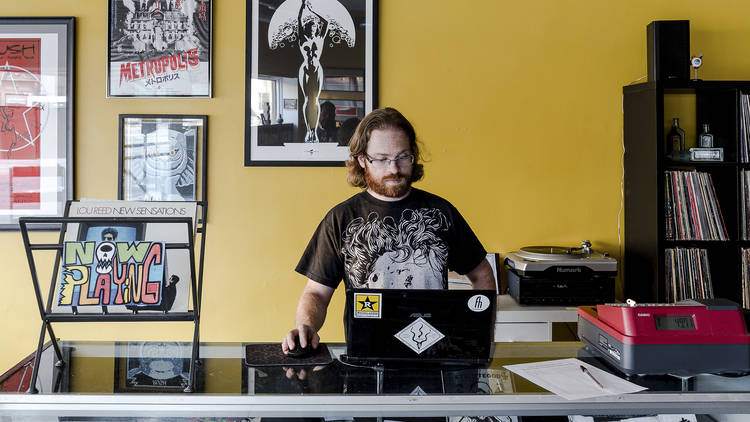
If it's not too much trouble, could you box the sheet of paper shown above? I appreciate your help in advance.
[504,358,647,400]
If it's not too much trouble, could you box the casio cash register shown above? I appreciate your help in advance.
[578,298,750,376]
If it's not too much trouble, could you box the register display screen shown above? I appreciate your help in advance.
[655,315,696,331]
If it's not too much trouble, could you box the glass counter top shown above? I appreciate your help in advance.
[1,340,749,419]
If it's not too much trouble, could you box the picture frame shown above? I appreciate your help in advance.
[107,0,213,98]
[118,114,207,203]
[244,0,378,166]
[114,341,194,393]
[0,17,75,230]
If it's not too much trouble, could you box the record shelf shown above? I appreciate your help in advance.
[623,80,750,307]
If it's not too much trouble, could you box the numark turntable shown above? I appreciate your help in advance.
[504,240,617,305]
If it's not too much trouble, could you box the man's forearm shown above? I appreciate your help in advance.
[467,259,496,290]
[295,289,329,331]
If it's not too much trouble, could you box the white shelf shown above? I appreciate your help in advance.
[495,295,579,342]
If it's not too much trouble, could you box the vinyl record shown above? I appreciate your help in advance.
[516,246,584,260]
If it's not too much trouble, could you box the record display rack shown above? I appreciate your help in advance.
[18,201,208,393]
[623,80,750,306]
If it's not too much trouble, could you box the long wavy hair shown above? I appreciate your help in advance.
[345,107,424,188]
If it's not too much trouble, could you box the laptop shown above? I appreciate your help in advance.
[341,288,497,367]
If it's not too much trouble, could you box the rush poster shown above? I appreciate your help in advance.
[0,38,42,212]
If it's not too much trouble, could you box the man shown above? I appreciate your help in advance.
[101,227,118,242]
[336,117,360,146]
[316,101,338,143]
[283,107,495,354]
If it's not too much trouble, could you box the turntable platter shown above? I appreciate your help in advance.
[516,246,584,260]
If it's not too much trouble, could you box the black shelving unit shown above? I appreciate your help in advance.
[624,80,750,306]
[18,201,207,393]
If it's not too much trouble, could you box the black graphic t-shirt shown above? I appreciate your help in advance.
[296,188,487,290]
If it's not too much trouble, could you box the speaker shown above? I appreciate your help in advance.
[647,20,690,81]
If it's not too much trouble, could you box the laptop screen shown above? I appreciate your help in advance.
[343,289,496,366]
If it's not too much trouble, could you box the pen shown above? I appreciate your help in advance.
[580,365,604,389]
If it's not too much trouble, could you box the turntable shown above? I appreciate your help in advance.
[504,240,617,305]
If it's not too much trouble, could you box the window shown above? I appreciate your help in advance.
[250,77,281,126]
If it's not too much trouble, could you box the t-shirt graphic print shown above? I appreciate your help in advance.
[342,208,449,289]
[296,189,487,290]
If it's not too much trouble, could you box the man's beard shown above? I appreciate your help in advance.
[365,169,411,198]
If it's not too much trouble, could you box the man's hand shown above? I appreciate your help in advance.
[281,279,335,354]
[282,324,320,354]
[282,365,326,380]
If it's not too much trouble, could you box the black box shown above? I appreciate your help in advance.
[506,268,614,305]
[647,20,690,82]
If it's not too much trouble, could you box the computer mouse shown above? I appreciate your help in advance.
[286,343,313,358]
[286,334,313,358]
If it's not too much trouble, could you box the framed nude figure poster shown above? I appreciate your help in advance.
[244,0,378,166]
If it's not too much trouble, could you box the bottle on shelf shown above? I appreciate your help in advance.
[667,117,686,159]
[699,123,714,148]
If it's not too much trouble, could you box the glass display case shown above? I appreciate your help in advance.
[1,340,749,420]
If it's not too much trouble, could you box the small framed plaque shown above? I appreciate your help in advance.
[689,147,724,162]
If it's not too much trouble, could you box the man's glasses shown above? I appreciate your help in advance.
[363,154,415,168]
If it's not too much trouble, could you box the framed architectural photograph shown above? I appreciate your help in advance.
[0,17,74,230]
[244,0,378,166]
[118,114,207,203]
[107,0,212,97]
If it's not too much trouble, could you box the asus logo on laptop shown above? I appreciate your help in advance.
[410,313,432,318]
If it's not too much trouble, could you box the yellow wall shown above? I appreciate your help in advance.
[3,0,750,372]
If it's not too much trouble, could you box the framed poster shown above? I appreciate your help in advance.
[0,17,74,230]
[118,114,207,203]
[244,0,378,166]
[107,0,212,97]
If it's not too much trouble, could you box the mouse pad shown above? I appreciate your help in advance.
[244,343,333,367]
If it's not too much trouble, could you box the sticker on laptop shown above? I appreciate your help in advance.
[468,294,491,312]
[410,386,428,396]
[394,317,445,354]
[354,292,382,319]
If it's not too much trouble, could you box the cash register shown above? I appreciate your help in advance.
[578,298,750,376]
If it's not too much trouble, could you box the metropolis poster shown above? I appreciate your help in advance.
[107,0,212,97]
